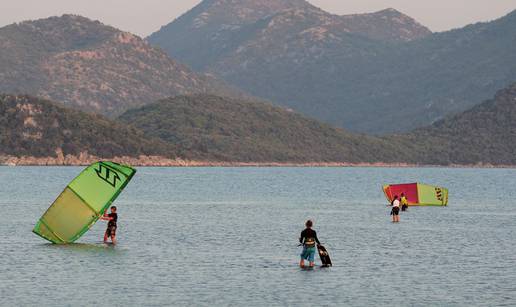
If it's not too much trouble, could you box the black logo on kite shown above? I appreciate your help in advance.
[435,188,443,201]
[95,164,121,188]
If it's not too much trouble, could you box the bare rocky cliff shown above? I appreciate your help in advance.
[148,0,431,70]
[0,15,242,116]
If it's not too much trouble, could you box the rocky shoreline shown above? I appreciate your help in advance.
[0,154,513,168]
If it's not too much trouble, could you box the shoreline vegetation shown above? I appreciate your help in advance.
[0,155,514,169]
[3,86,516,168]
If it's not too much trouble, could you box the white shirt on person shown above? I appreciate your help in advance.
[392,199,400,207]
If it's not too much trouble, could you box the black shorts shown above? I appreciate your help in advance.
[401,204,408,211]
[391,207,400,216]
[105,225,117,237]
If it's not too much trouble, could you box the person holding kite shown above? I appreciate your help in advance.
[100,206,118,244]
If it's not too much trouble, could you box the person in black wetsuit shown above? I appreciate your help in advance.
[100,206,118,244]
[299,220,321,268]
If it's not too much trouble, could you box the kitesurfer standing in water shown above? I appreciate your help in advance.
[299,220,320,268]
[400,193,409,212]
[100,206,118,244]
[390,196,400,222]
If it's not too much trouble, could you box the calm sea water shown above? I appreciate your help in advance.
[1,166,516,306]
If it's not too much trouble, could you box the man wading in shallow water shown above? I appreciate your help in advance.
[100,206,118,244]
[299,220,321,268]
[390,195,400,223]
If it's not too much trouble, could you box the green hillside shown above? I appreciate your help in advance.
[118,95,404,163]
[0,94,174,158]
[4,86,516,166]
[396,83,516,165]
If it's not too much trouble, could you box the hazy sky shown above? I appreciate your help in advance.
[2,0,516,37]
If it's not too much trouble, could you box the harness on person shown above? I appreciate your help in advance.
[304,237,316,247]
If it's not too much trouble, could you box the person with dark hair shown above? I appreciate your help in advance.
[389,196,400,222]
[299,220,321,268]
[100,206,118,244]
[400,193,409,212]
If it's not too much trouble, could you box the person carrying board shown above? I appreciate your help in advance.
[299,220,321,268]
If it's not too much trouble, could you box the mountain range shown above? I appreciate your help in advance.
[0,15,241,116]
[149,0,516,134]
[1,1,516,165]
[3,82,516,166]
[148,0,430,71]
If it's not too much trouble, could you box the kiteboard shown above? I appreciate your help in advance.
[317,245,332,267]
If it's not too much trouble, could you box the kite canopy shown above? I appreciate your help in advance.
[382,183,448,206]
[33,161,136,244]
